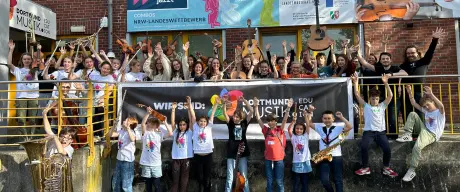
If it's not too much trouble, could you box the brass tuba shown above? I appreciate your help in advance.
[311,130,350,164]
[19,138,73,192]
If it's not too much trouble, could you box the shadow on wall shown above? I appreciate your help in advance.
[0,152,33,192]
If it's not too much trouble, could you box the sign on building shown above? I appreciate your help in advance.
[9,0,56,39]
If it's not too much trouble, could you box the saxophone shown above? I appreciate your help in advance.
[19,138,73,192]
[311,130,350,164]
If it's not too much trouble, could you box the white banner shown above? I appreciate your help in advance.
[9,0,56,40]
[279,0,356,26]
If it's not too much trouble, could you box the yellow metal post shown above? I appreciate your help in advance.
[104,83,110,135]
[87,82,95,167]
[448,84,453,133]
[57,83,63,134]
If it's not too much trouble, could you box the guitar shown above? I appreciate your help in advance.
[230,46,247,79]
[356,0,439,22]
[204,33,223,48]
[231,142,246,192]
[241,19,262,61]
[165,32,183,57]
[308,0,332,51]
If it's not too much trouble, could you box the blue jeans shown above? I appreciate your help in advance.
[319,157,343,192]
[265,160,284,192]
[225,157,249,192]
[361,131,391,167]
[292,171,309,192]
[112,160,134,192]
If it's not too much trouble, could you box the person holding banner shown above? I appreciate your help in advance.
[222,96,253,192]
[189,96,218,192]
[305,108,352,192]
[352,75,399,178]
[254,97,292,192]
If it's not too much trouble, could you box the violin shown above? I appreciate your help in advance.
[32,45,45,70]
[357,0,439,22]
[113,33,135,54]
[165,32,182,57]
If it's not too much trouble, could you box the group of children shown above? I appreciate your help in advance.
[43,75,446,192]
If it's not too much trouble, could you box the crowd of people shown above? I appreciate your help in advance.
[5,26,447,192]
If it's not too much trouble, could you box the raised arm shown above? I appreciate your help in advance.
[182,42,191,80]
[209,97,219,124]
[162,117,174,137]
[160,52,172,80]
[424,86,445,114]
[356,48,375,71]
[351,75,366,106]
[419,28,444,65]
[221,97,229,123]
[382,74,393,105]
[336,111,352,132]
[287,113,297,138]
[186,96,195,131]
[54,47,66,69]
[143,52,154,80]
[405,85,423,112]
[241,96,253,122]
[7,41,16,72]
[99,50,112,64]
[88,43,103,63]
[281,98,293,129]
[253,97,265,129]
[171,102,177,131]
[141,107,152,136]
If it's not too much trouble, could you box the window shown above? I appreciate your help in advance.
[187,33,221,58]
[301,27,357,58]
[261,33,297,58]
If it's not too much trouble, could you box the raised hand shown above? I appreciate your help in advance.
[271,54,277,65]
[405,85,413,96]
[289,42,295,50]
[341,39,350,49]
[186,96,191,106]
[308,105,316,112]
[37,44,42,50]
[432,27,445,39]
[282,40,287,47]
[284,56,290,65]
[238,96,245,102]
[172,102,177,110]
[265,44,271,51]
[100,50,106,56]
[381,34,390,45]
[381,74,390,84]
[215,96,222,104]
[68,43,75,50]
[287,98,294,108]
[183,41,190,51]
[365,41,372,48]
[351,74,358,83]
[335,111,344,119]
[403,1,420,20]
[253,97,259,106]
[423,86,433,96]
[8,40,15,51]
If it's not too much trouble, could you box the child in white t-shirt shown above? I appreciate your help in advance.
[140,107,173,192]
[42,105,76,159]
[108,117,137,192]
[306,107,352,192]
[397,85,446,182]
[188,96,218,191]
[288,110,312,192]
[352,75,398,177]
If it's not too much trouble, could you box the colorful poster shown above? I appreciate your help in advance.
[9,0,56,39]
[118,79,354,140]
[279,0,356,26]
[356,0,460,22]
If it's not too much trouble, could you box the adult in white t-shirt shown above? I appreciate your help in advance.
[143,51,172,81]
[108,117,137,192]
[7,41,39,130]
[122,60,147,82]
[397,85,446,182]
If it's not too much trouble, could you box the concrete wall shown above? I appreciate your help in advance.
[1,138,459,192]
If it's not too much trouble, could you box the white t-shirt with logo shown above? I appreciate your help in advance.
[116,129,136,162]
[45,133,75,159]
[192,122,214,154]
[315,124,344,157]
[291,133,310,163]
[172,128,194,159]
[363,102,387,132]
[124,72,147,82]
[423,109,445,141]
[75,69,100,80]
[92,74,115,98]
[140,127,167,167]
[11,67,39,98]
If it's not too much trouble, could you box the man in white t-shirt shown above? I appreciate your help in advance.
[352,75,398,178]
[397,85,446,182]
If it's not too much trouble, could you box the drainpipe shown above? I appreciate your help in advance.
[108,0,113,52]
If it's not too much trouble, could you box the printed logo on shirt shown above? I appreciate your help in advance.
[177,136,185,148]
[199,128,207,143]
[296,143,304,154]
[146,139,155,152]
[234,126,242,141]
[427,117,435,128]
[118,140,123,148]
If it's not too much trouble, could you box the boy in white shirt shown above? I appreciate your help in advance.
[352,75,398,177]
[140,107,173,192]
[397,85,446,182]
[42,105,76,159]
[306,108,352,192]
[108,117,137,192]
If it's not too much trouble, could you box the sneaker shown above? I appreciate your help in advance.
[355,167,371,175]
[396,134,413,142]
[382,167,398,178]
[402,168,416,182]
